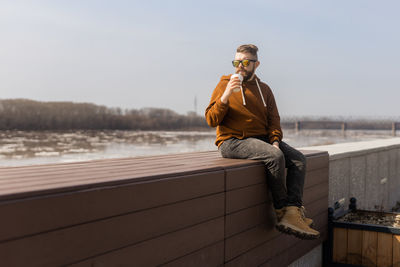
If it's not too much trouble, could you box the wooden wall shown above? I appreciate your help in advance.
[0,150,328,266]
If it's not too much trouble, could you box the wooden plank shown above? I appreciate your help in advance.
[0,155,322,189]
[224,152,328,191]
[0,154,237,177]
[162,241,224,267]
[224,229,292,267]
[303,181,329,205]
[0,152,253,179]
[0,156,263,201]
[224,165,327,194]
[260,256,287,267]
[0,170,228,201]
[224,223,280,262]
[0,194,224,266]
[0,171,224,241]
[225,175,328,252]
[0,159,326,198]
[0,151,222,172]
[0,150,326,201]
[377,232,393,267]
[347,229,362,265]
[0,163,222,188]
[225,165,265,190]
[226,174,327,240]
[302,202,328,242]
[0,156,203,178]
[230,211,327,267]
[393,235,400,267]
[0,163,328,243]
[225,195,327,239]
[0,160,190,180]
[225,203,271,238]
[300,150,329,157]
[302,195,328,224]
[0,166,228,194]
[68,217,224,267]
[304,167,329,189]
[225,183,269,214]
[333,228,347,263]
[0,150,325,178]
[303,151,329,171]
[362,230,377,267]
[0,150,324,185]
[0,153,225,179]
[225,208,327,263]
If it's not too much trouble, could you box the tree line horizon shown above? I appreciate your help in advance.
[0,99,398,131]
[0,99,207,130]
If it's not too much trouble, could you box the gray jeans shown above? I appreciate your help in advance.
[219,136,306,209]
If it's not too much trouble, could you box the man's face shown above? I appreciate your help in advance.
[234,52,260,81]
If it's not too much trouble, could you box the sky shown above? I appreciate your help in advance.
[1,0,399,117]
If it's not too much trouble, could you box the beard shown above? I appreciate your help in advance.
[237,66,256,81]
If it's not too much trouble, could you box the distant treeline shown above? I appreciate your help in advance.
[0,99,208,130]
[1,99,398,131]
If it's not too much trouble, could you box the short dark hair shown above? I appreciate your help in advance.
[236,44,258,59]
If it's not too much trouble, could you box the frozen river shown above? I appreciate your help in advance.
[0,129,395,167]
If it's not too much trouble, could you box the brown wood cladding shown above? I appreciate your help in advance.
[0,171,225,241]
[226,212,328,267]
[0,150,329,266]
[0,194,225,266]
[162,241,225,267]
[224,192,328,262]
[69,218,225,267]
[333,228,400,267]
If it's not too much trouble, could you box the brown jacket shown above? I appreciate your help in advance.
[205,74,282,147]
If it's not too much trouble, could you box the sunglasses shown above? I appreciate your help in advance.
[232,59,257,67]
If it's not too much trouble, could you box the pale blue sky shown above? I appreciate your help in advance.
[1,0,399,117]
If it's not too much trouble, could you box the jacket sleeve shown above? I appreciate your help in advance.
[266,89,283,143]
[205,80,229,127]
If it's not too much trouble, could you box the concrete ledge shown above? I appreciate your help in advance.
[300,137,400,160]
[301,137,400,211]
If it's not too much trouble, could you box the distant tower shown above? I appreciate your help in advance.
[194,95,198,115]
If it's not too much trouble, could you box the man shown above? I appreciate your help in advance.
[205,44,319,239]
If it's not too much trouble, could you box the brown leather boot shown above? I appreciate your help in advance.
[276,206,320,240]
[301,206,314,227]
[275,207,313,227]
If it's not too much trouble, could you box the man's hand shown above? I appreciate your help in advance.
[272,141,280,150]
[220,77,241,104]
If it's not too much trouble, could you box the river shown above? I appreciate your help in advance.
[0,129,395,167]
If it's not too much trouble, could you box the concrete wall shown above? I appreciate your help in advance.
[288,138,400,267]
[301,137,400,211]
